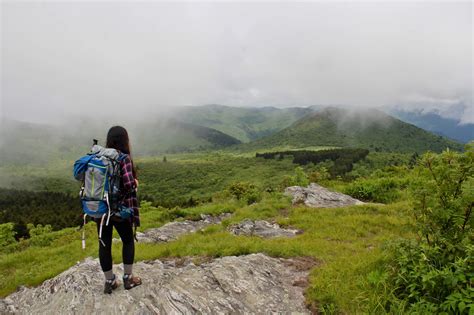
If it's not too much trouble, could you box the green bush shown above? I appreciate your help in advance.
[308,166,330,183]
[227,182,261,205]
[382,145,474,313]
[27,224,54,247]
[279,166,310,189]
[386,240,474,314]
[0,223,16,247]
[344,177,407,203]
[294,167,310,187]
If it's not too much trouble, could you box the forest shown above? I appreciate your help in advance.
[0,189,82,239]
[0,150,414,235]
[256,148,370,177]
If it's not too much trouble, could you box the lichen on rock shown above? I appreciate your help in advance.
[285,183,364,208]
[0,254,311,314]
[229,219,301,238]
[116,213,232,243]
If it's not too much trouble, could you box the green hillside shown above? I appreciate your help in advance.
[241,107,464,153]
[0,120,72,165]
[176,104,313,142]
[132,119,241,155]
[0,119,241,164]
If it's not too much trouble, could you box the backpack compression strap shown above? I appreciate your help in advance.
[134,223,138,242]
[80,213,107,249]
[98,214,107,247]
[81,214,87,250]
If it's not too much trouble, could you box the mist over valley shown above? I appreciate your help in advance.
[0,2,472,314]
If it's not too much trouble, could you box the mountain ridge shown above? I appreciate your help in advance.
[390,109,473,143]
[175,104,313,142]
[240,107,464,153]
[1,105,467,165]
[0,118,241,164]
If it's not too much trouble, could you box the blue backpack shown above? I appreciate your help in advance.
[73,143,127,248]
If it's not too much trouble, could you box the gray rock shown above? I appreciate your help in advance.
[115,213,232,243]
[0,254,311,314]
[285,183,364,208]
[229,219,301,238]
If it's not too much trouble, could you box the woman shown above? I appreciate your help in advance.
[99,126,142,294]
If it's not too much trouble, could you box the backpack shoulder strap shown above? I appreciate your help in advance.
[118,153,128,162]
[73,154,95,180]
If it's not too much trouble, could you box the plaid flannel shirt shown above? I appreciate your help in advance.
[120,155,140,227]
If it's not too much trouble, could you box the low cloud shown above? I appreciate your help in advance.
[1,1,472,123]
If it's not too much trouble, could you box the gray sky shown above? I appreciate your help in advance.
[1,1,473,124]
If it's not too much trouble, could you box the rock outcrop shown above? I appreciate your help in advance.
[0,254,311,314]
[132,213,231,243]
[229,219,301,238]
[285,183,364,208]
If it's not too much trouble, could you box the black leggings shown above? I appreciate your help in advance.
[96,218,135,272]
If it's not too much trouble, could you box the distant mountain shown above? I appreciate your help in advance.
[241,107,464,153]
[175,104,313,142]
[390,109,474,143]
[0,118,241,164]
[132,119,241,155]
[0,120,62,164]
[3,105,466,165]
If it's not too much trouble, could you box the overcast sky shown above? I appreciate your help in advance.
[1,1,473,124]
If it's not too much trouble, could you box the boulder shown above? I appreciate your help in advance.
[285,183,364,208]
[120,213,231,243]
[0,254,311,314]
[229,219,301,238]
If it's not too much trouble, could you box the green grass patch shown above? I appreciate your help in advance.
[0,195,410,314]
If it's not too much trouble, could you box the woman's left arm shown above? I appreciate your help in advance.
[121,156,136,193]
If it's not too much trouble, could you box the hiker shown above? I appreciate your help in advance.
[74,126,143,293]
[97,126,142,293]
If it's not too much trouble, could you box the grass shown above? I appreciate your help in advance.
[133,197,412,313]
[0,149,411,207]
[0,193,412,313]
[0,148,418,312]
[109,154,299,206]
[0,150,298,204]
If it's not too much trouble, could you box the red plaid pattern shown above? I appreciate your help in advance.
[120,155,140,227]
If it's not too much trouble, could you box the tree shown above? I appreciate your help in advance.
[0,223,16,247]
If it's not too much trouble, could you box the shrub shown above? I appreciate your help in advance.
[344,177,406,203]
[294,167,310,187]
[227,182,261,205]
[308,166,330,183]
[386,240,474,314]
[0,223,16,247]
[27,223,54,247]
[279,166,310,189]
[382,145,474,313]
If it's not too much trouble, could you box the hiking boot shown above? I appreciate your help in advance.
[123,274,142,290]
[104,276,120,294]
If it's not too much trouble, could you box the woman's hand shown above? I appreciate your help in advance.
[134,179,139,188]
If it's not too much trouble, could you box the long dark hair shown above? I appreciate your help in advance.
[106,126,137,178]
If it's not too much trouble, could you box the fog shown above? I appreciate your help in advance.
[1,1,472,124]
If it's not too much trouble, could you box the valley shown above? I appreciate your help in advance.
[0,105,472,314]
